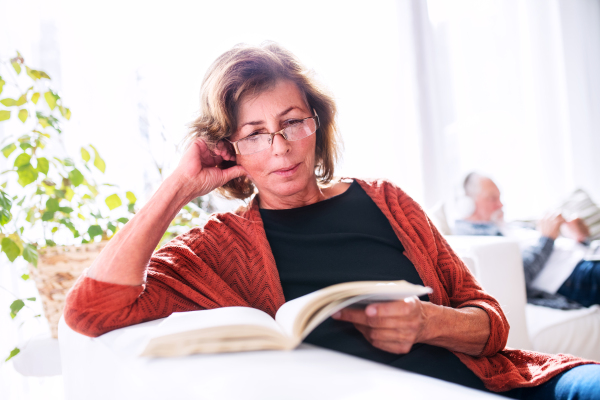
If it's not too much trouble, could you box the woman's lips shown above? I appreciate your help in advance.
[272,163,301,177]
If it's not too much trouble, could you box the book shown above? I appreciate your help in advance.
[584,240,600,261]
[140,280,432,357]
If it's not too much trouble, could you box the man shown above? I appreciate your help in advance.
[454,173,600,309]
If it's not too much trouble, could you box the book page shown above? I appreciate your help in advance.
[275,291,323,338]
[275,280,432,339]
[147,307,285,339]
[531,238,587,293]
[140,307,294,357]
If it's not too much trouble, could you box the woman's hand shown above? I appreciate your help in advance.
[87,138,246,286]
[332,296,427,354]
[172,138,247,201]
[332,297,490,356]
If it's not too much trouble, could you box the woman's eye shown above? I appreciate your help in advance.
[284,119,303,127]
[244,132,263,142]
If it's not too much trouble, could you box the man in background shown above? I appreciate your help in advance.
[454,172,599,309]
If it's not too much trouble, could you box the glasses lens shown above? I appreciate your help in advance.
[285,117,317,141]
[237,134,271,155]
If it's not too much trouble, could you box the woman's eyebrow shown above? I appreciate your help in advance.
[239,106,300,129]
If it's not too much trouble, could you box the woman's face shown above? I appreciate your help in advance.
[230,80,318,207]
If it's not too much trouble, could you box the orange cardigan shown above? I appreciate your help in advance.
[64,178,593,392]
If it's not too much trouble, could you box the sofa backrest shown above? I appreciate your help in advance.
[446,235,532,350]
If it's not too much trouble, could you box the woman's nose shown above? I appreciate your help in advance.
[271,133,291,156]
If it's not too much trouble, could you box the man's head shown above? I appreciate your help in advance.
[464,173,504,222]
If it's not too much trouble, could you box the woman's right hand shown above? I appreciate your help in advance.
[172,138,247,200]
[87,138,246,286]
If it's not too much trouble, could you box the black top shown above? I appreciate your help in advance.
[259,180,489,391]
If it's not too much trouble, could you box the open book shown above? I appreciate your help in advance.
[140,280,432,357]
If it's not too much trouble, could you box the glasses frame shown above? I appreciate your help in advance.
[225,110,320,155]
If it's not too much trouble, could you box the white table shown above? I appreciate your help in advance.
[58,317,503,400]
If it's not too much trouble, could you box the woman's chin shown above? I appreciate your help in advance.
[258,173,316,200]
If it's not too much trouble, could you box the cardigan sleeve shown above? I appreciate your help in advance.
[426,215,510,356]
[64,222,250,337]
[364,179,510,357]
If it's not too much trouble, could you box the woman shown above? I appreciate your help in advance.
[64,42,598,398]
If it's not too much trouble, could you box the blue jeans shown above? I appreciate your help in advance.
[557,260,600,307]
[502,365,600,399]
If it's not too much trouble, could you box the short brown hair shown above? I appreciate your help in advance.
[186,42,341,200]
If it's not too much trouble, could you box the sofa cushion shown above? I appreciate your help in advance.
[525,304,600,361]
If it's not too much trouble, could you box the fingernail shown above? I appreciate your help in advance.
[332,312,341,319]
[366,306,377,316]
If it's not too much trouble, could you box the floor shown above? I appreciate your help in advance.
[1,260,65,399]
[0,365,64,400]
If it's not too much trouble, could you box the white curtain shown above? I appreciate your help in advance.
[422,0,600,220]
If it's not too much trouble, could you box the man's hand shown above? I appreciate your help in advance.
[332,297,427,354]
[537,213,565,240]
[562,217,590,243]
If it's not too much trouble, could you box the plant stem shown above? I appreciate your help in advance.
[0,285,36,311]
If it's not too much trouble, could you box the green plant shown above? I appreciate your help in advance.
[0,52,137,361]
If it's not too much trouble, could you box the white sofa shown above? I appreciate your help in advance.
[446,235,600,360]
[57,316,503,400]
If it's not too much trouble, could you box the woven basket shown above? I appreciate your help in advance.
[29,241,108,338]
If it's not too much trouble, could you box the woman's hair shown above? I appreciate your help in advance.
[186,42,341,200]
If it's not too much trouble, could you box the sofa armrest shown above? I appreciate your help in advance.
[445,235,532,350]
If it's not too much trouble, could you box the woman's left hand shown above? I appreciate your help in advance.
[332,296,428,354]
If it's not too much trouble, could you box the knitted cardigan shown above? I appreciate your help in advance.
[64,178,594,392]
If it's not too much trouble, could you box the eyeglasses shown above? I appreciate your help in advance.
[225,112,320,156]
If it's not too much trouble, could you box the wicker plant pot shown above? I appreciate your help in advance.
[29,241,108,338]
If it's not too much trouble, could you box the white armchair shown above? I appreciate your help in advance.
[446,235,600,360]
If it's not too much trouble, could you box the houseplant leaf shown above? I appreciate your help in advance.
[87,225,103,238]
[0,208,11,225]
[17,165,38,187]
[9,300,24,319]
[1,237,21,262]
[105,194,122,210]
[126,191,137,204]
[0,98,16,107]
[0,190,12,209]
[12,61,21,74]
[68,169,84,187]
[23,244,38,267]
[16,94,27,106]
[37,157,49,175]
[89,145,106,173]
[18,109,28,123]
[0,110,10,121]
[81,147,90,162]
[46,197,59,212]
[1,143,16,158]
[5,347,20,362]
[14,153,31,168]
[44,91,57,110]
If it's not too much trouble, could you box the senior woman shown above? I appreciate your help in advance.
[64,43,598,398]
